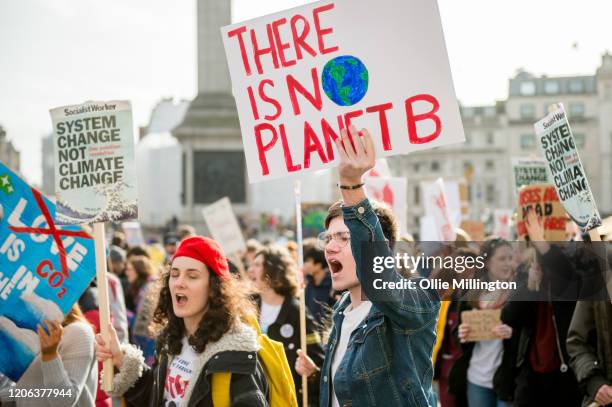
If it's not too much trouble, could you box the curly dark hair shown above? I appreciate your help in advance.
[255,245,298,297]
[152,267,257,356]
[303,238,326,268]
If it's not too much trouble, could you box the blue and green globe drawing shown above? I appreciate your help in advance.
[321,55,369,106]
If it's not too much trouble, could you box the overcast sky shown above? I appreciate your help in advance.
[1,0,610,185]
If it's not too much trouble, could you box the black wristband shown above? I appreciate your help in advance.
[337,183,364,190]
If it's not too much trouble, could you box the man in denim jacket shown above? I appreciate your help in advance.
[296,125,440,406]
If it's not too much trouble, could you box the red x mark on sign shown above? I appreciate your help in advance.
[8,188,92,278]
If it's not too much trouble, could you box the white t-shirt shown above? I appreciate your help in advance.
[331,300,372,407]
[260,302,282,334]
[164,337,198,406]
[467,339,504,389]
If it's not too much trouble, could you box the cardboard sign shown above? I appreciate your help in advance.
[512,157,549,192]
[364,176,407,235]
[516,184,566,241]
[50,100,138,225]
[121,222,145,247]
[461,309,501,342]
[202,197,246,255]
[424,178,456,241]
[221,0,465,182]
[460,220,485,241]
[493,209,513,240]
[0,163,96,381]
[535,104,601,232]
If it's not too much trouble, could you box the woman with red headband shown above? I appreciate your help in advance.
[95,236,269,406]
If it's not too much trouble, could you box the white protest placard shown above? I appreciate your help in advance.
[50,101,138,225]
[493,209,513,240]
[221,0,465,183]
[443,180,462,227]
[202,197,247,255]
[535,103,602,232]
[419,216,439,241]
[366,159,392,178]
[364,176,407,235]
[122,222,145,247]
[424,178,456,241]
[511,157,549,192]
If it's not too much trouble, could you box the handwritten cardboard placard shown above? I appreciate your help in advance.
[221,0,464,182]
[461,309,501,342]
[50,100,138,225]
[516,184,566,241]
[460,220,485,241]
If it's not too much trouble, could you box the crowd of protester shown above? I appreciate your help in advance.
[1,128,611,406]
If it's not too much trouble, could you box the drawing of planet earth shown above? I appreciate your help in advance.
[321,55,369,106]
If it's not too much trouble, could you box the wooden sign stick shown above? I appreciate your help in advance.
[93,222,113,392]
[294,180,308,407]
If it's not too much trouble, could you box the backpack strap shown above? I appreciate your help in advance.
[211,372,231,407]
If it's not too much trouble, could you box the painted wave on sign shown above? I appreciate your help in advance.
[3,292,63,331]
[0,317,39,382]
[56,181,138,224]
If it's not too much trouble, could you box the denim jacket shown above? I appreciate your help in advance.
[319,199,440,407]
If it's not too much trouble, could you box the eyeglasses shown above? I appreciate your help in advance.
[317,231,351,249]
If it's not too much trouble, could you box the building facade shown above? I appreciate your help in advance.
[0,125,20,175]
[391,52,612,233]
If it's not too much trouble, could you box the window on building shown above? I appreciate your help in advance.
[569,103,585,117]
[485,160,494,170]
[431,161,440,171]
[544,80,560,94]
[574,133,586,148]
[568,79,585,93]
[463,162,474,180]
[520,81,536,96]
[521,134,536,149]
[414,185,420,205]
[484,107,496,117]
[413,163,420,172]
[520,104,536,119]
[486,132,494,145]
[486,184,496,204]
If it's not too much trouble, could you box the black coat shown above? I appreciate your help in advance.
[448,299,519,404]
[502,246,582,406]
[257,296,325,406]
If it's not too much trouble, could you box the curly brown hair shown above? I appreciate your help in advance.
[152,267,257,356]
[255,246,298,297]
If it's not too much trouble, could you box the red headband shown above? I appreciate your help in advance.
[172,236,229,279]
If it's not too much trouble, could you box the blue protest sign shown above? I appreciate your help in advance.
[0,163,96,382]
